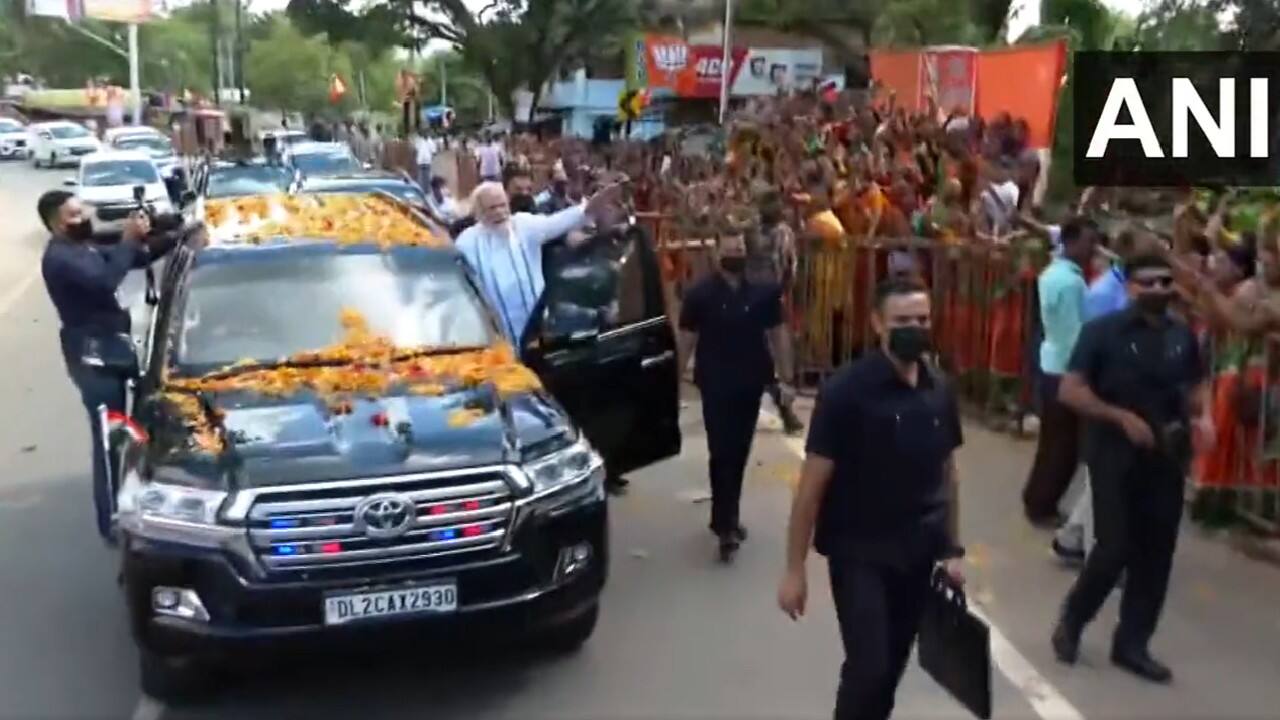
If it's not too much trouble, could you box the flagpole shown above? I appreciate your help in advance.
[718,0,733,125]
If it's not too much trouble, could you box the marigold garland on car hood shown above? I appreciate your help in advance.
[202,193,445,249]
[160,310,542,454]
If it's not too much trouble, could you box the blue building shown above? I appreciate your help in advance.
[537,71,665,140]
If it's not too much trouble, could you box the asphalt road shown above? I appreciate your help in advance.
[2,160,1279,720]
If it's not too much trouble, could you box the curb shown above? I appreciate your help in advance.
[1228,530,1280,568]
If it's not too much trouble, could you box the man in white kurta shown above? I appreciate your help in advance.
[454,181,620,344]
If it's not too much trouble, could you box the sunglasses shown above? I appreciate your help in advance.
[1132,275,1175,289]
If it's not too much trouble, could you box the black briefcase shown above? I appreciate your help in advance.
[918,568,993,719]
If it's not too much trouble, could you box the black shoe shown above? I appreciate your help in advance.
[605,476,629,496]
[1111,646,1173,684]
[1052,621,1082,665]
[1051,538,1085,565]
[733,525,748,542]
[717,534,740,563]
[780,407,805,435]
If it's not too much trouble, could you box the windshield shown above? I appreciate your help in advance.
[291,149,360,176]
[49,125,91,140]
[115,135,173,155]
[206,165,293,198]
[176,250,494,372]
[81,160,160,187]
[0,120,21,133]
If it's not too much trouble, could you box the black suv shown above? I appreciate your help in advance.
[110,193,681,699]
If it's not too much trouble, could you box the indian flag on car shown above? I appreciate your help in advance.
[106,411,148,445]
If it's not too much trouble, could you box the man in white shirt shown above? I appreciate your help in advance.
[414,131,437,189]
[475,136,506,182]
[455,181,620,345]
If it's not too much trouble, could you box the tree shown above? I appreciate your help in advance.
[245,17,335,115]
[284,0,637,120]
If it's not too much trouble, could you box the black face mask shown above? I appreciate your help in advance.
[719,256,746,275]
[65,220,93,241]
[887,325,931,364]
[1136,293,1172,316]
[509,193,536,213]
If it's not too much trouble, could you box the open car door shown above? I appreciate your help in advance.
[522,224,681,477]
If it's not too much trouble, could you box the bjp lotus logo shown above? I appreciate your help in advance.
[651,43,688,73]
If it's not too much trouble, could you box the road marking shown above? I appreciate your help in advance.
[970,606,1086,720]
[766,408,1087,720]
[0,267,40,319]
[131,695,165,720]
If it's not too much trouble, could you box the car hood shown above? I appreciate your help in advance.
[80,183,167,205]
[54,137,99,148]
[151,386,574,488]
[0,130,25,140]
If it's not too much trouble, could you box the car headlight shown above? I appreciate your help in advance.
[523,439,603,495]
[118,473,227,526]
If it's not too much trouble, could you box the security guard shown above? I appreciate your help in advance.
[38,190,179,541]
[1052,253,1211,684]
[777,279,965,720]
[678,226,794,562]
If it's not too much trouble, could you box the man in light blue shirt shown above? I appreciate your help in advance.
[1023,217,1100,526]
[455,181,620,345]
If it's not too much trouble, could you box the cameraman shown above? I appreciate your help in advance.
[38,190,182,542]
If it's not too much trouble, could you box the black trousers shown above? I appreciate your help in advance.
[67,362,127,540]
[700,387,763,535]
[1062,449,1183,650]
[1023,373,1080,520]
[829,558,932,720]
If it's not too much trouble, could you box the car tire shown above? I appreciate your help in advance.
[138,649,212,704]
[536,603,599,655]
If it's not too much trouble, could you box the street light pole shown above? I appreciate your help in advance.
[210,0,221,104]
[718,0,733,125]
[234,0,245,103]
[440,55,447,106]
[128,23,141,125]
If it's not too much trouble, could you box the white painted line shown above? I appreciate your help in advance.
[970,605,1085,720]
[768,407,1087,720]
[131,695,165,720]
[0,268,40,319]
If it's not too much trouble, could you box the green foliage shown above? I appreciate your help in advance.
[245,16,335,114]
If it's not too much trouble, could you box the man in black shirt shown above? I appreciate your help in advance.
[778,279,965,720]
[678,227,793,562]
[1051,254,1211,684]
[38,190,179,541]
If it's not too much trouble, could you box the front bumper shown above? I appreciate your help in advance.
[0,140,28,158]
[122,491,607,659]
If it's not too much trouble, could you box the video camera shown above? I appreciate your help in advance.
[131,184,201,306]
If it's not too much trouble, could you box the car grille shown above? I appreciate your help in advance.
[245,470,516,574]
[69,146,94,156]
[95,205,134,222]
[9,139,25,148]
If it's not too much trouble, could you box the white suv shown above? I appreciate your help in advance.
[30,121,102,168]
[0,118,30,160]
[69,150,172,236]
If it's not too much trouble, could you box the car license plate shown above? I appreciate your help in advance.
[323,582,457,625]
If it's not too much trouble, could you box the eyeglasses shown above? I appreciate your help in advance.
[1132,275,1175,289]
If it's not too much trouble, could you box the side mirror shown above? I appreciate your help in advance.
[63,177,78,187]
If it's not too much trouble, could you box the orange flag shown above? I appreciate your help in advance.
[329,74,347,103]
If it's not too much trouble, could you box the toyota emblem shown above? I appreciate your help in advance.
[354,493,415,540]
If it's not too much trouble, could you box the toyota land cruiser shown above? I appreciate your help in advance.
[109,193,681,700]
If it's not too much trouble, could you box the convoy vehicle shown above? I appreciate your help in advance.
[30,120,102,167]
[68,150,172,236]
[284,141,364,177]
[109,129,182,181]
[200,159,297,199]
[110,192,681,701]
[0,117,29,159]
